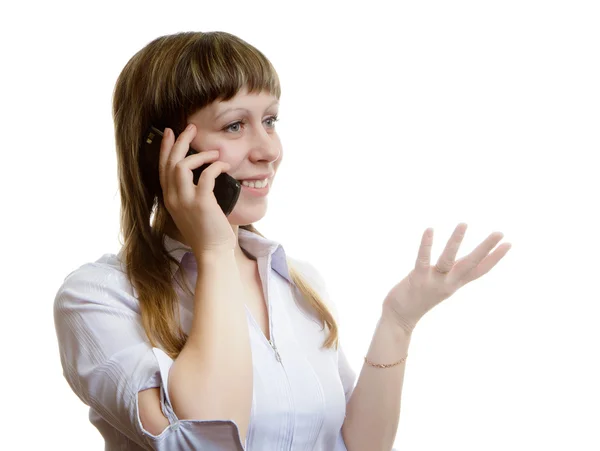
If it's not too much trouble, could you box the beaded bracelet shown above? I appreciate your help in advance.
[364,354,408,369]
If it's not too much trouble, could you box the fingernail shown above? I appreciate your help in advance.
[187,123,195,131]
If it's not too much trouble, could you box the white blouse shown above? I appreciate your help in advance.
[54,227,358,450]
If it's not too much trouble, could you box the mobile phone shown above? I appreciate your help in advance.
[143,125,241,216]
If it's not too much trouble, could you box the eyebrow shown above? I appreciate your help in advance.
[214,100,279,121]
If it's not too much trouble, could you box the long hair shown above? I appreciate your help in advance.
[112,31,338,359]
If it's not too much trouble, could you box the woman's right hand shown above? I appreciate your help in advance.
[158,123,237,257]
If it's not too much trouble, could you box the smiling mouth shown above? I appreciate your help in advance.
[238,178,269,188]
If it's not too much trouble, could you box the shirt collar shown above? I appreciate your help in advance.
[163,227,293,285]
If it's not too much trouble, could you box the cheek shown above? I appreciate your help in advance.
[218,147,245,168]
[275,143,283,169]
[191,137,241,165]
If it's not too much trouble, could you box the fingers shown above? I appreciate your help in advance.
[159,124,198,195]
[415,227,434,271]
[157,127,173,193]
[173,150,221,201]
[415,222,510,282]
[464,231,505,272]
[196,159,231,195]
[435,223,468,273]
[159,123,231,207]
[461,242,512,284]
[170,124,198,165]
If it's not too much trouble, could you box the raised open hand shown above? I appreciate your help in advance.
[381,223,512,334]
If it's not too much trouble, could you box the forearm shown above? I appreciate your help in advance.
[168,250,253,442]
[342,315,412,451]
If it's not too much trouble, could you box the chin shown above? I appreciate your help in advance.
[227,202,268,225]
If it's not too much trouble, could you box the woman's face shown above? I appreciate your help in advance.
[186,87,282,225]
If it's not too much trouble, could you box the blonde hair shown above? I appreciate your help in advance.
[112,31,338,359]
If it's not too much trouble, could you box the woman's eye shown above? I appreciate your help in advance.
[225,120,244,133]
[224,116,279,133]
[264,115,279,128]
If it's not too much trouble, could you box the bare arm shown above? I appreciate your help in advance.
[342,316,412,451]
[138,388,170,435]
[139,250,253,444]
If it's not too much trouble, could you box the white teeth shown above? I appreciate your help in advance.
[241,178,268,188]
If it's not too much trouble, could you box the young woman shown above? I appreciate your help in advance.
[54,31,511,451]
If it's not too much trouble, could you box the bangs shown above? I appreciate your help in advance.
[179,32,280,113]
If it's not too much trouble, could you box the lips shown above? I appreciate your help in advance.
[236,172,274,181]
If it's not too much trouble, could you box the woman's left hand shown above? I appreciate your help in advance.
[381,222,512,334]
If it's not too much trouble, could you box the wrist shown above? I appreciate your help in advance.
[379,312,415,338]
[193,248,236,265]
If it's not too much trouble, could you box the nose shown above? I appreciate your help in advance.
[248,123,280,161]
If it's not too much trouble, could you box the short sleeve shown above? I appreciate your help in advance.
[53,262,245,451]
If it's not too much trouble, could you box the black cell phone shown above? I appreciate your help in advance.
[143,125,241,216]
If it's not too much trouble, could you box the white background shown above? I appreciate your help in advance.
[2,0,599,449]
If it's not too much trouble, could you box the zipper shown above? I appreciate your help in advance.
[264,257,282,364]
[245,300,282,364]
[266,291,282,363]
[269,338,282,362]
[261,257,295,444]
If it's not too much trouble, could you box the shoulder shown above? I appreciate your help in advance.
[54,252,139,315]
[286,256,326,288]
[286,255,340,320]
